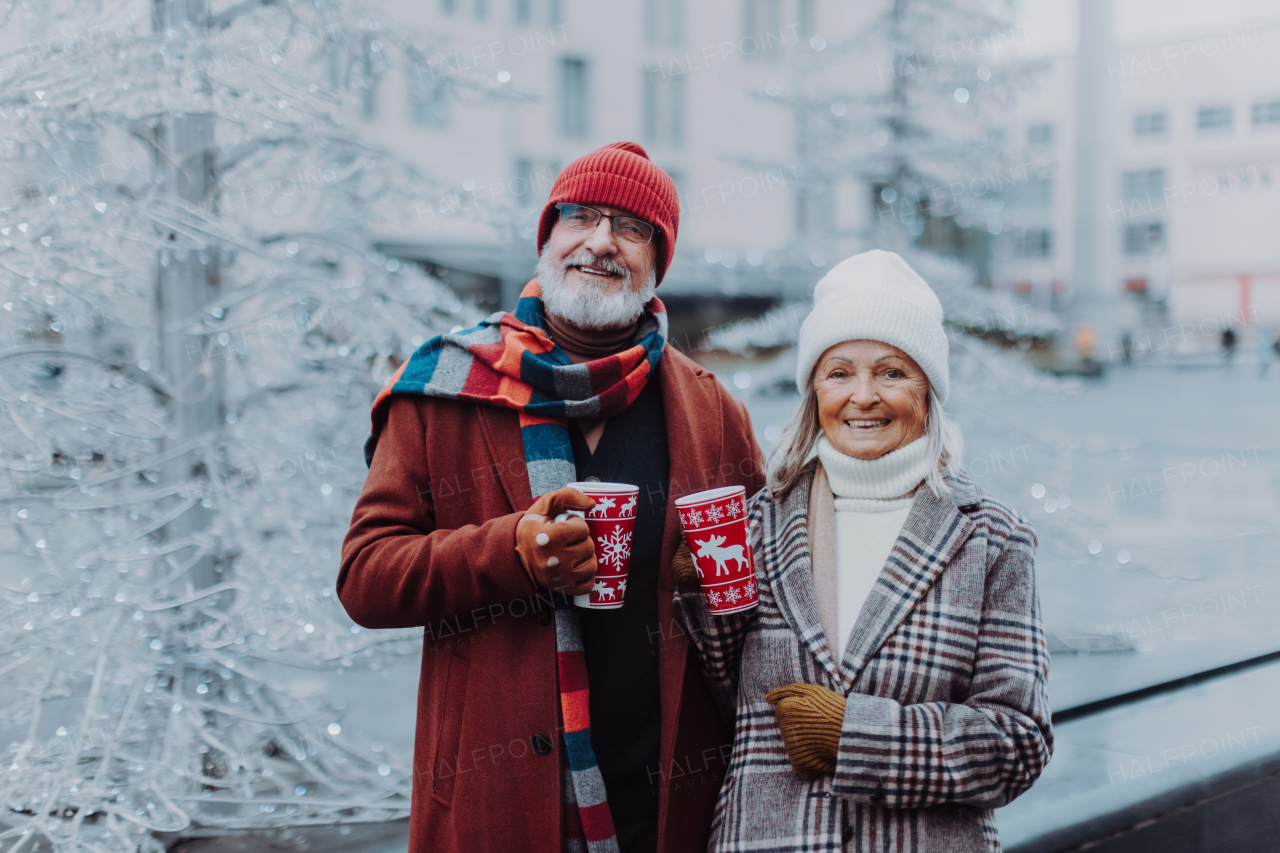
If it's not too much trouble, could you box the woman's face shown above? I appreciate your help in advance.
[813,339,930,460]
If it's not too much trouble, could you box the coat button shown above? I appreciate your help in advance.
[842,825,854,842]
[869,784,886,804]
[531,733,553,755]
[537,608,552,626]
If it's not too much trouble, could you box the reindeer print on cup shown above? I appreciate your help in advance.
[588,496,616,518]
[676,485,758,614]
[692,534,749,577]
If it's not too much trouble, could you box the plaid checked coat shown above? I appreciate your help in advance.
[674,459,1052,852]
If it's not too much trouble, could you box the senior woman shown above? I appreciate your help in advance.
[672,250,1052,852]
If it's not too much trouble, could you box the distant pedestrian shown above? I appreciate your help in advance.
[1259,327,1275,377]
[1120,331,1134,366]
[1222,326,1237,366]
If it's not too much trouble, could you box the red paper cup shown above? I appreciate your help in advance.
[675,486,757,614]
[559,482,639,610]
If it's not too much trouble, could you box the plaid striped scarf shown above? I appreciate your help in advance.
[366,279,668,852]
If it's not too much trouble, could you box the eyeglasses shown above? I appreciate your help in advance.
[554,202,656,246]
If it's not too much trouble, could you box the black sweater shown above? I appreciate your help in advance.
[569,363,669,826]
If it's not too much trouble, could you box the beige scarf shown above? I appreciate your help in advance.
[806,462,841,654]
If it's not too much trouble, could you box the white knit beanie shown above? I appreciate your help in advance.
[795,250,950,402]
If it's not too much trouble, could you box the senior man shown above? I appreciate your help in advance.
[339,142,765,853]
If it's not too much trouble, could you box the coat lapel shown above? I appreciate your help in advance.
[836,479,977,693]
[476,404,533,512]
[769,462,847,685]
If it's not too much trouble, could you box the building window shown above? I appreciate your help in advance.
[742,0,781,58]
[513,159,535,207]
[408,61,450,127]
[1121,168,1166,202]
[645,0,685,47]
[548,0,562,26]
[359,36,380,121]
[514,0,531,24]
[441,0,456,13]
[1123,221,1165,255]
[1134,111,1167,137]
[669,0,684,47]
[642,73,684,148]
[1027,123,1054,145]
[1252,100,1280,128]
[799,0,815,40]
[643,0,660,45]
[796,183,833,237]
[1196,105,1232,132]
[1013,228,1053,258]
[324,40,342,89]
[664,167,686,211]
[1018,176,1053,207]
[559,58,590,139]
[474,0,488,19]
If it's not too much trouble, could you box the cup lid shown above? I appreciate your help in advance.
[675,485,745,507]
[566,481,639,494]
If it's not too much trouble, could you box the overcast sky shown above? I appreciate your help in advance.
[1015,0,1280,55]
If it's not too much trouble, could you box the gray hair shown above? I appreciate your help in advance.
[765,383,964,501]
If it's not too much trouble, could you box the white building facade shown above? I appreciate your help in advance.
[993,18,1280,341]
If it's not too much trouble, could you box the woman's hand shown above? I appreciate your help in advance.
[671,532,701,592]
[766,682,847,779]
[514,487,598,595]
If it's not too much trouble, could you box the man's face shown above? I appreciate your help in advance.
[536,205,660,330]
[542,205,658,298]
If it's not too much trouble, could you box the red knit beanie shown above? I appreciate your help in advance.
[536,141,680,285]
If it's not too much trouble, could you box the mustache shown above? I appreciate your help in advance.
[560,250,630,280]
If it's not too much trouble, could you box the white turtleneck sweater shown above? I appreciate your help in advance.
[815,434,931,657]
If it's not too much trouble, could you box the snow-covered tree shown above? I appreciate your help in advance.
[722,0,1055,342]
[789,2,1043,241]
[0,1,504,850]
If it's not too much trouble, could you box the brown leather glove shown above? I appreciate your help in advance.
[671,532,701,593]
[765,682,846,779]
[514,487,598,595]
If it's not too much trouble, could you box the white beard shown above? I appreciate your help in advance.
[535,248,657,330]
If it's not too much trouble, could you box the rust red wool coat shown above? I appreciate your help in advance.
[338,346,766,853]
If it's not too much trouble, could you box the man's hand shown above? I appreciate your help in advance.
[515,487,598,595]
[765,682,846,780]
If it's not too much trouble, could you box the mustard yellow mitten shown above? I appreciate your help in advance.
[765,682,846,779]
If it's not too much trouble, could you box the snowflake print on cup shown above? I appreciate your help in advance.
[564,481,639,610]
[598,524,632,572]
[675,485,758,614]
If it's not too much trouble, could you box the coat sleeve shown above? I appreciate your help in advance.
[337,395,538,630]
[671,492,767,725]
[830,519,1053,809]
